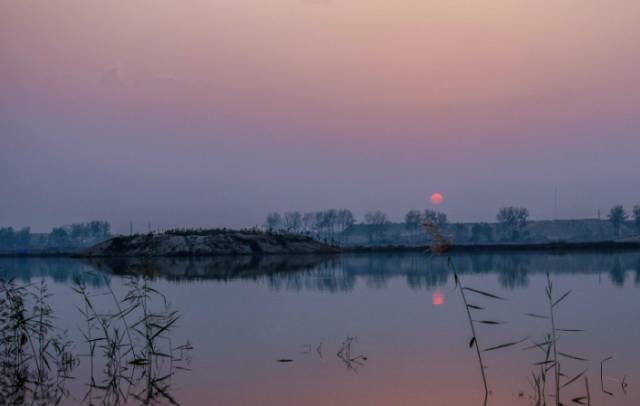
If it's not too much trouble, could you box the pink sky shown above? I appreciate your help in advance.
[1,0,640,231]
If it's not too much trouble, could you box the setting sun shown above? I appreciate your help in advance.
[432,290,444,306]
[431,193,444,205]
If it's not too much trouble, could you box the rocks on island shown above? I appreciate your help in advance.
[81,229,339,257]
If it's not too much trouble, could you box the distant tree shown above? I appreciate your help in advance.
[496,207,529,241]
[16,227,30,248]
[336,209,356,232]
[608,205,628,237]
[70,223,85,242]
[302,212,316,233]
[311,211,326,238]
[364,210,388,226]
[0,227,30,249]
[335,209,356,242]
[50,227,70,248]
[325,209,339,240]
[0,227,12,248]
[65,221,111,244]
[282,211,302,232]
[423,210,448,227]
[264,212,282,232]
[405,210,422,231]
[633,205,640,233]
[94,221,111,238]
[89,221,101,238]
[364,210,389,242]
[405,209,422,243]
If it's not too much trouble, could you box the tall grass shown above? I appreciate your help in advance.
[426,220,521,405]
[0,279,78,405]
[424,219,604,405]
[523,273,590,406]
[0,274,192,405]
[73,274,192,405]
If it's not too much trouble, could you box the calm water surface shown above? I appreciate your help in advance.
[1,252,640,405]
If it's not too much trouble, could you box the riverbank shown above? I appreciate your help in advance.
[3,239,640,257]
[346,241,640,253]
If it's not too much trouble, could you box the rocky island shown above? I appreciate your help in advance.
[81,229,339,257]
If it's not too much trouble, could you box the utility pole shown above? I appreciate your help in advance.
[129,221,133,236]
[554,186,558,221]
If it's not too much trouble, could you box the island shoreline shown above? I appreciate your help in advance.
[2,240,640,258]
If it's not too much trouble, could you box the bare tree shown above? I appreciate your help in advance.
[282,211,302,233]
[608,205,628,237]
[423,210,448,227]
[302,212,315,233]
[325,209,338,241]
[335,209,356,243]
[364,210,389,242]
[364,210,388,225]
[49,227,70,248]
[496,207,529,241]
[264,212,282,232]
[336,209,356,232]
[404,210,422,243]
[313,211,329,240]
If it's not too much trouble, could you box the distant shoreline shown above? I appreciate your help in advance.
[2,240,640,258]
[345,241,640,254]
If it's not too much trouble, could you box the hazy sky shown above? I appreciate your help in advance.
[2,0,640,232]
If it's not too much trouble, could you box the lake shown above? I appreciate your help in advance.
[1,251,639,405]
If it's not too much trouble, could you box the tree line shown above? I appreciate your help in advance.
[49,221,111,247]
[264,204,640,244]
[607,205,640,237]
[0,227,31,249]
[0,221,112,250]
[264,209,356,241]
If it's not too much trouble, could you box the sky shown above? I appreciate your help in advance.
[1,0,640,233]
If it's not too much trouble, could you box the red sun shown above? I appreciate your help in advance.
[430,192,444,205]
[432,290,444,306]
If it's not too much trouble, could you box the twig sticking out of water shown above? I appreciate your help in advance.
[600,356,614,396]
[336,337,367,372]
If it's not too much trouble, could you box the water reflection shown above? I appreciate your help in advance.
[0,257,103,287]
[2,252,640,405]
[0,275,192,406]
[2,252,640,292]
